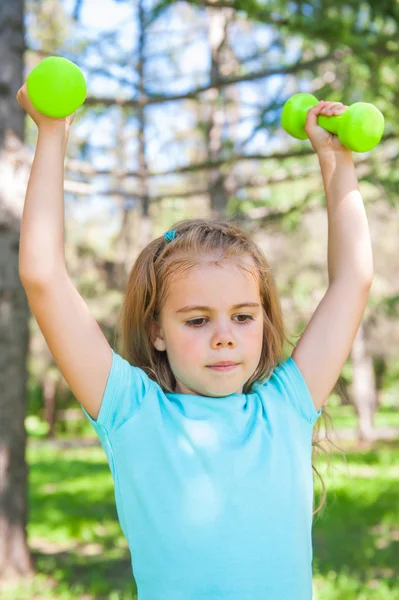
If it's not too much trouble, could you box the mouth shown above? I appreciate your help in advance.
[206,363,240,372]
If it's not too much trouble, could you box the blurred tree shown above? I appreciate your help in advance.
[351,323,378,440]
[0,0,33,580]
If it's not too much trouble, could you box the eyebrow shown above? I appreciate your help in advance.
[176,302,261,313]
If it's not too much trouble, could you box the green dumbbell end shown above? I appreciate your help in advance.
[27,56,86,118]
[281,93,319,140]
[337,103,384,153]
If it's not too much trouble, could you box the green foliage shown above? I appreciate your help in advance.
[378,294,399,318]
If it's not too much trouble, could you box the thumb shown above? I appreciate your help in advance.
[305,101,325,129]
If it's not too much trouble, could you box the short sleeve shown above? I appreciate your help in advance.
[81,349,155,438]
[268,356,322,425]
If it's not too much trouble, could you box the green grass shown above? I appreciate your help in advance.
[325,401,399,430]
[312,440,399,599]
[2,438,398,599]
[4,446,136,600]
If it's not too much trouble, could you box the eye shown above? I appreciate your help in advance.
[185,315,255,327]
[185,318,207,327]
[236,314,254,323]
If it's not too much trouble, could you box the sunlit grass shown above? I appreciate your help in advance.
[2,446,135,599]
[312,439,399,600]
[326,401,399,430]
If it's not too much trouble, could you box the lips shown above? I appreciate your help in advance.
[207,362,239,367]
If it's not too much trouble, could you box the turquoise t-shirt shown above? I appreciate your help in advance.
[82,350,322,600]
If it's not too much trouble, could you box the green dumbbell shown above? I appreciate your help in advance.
[281,93,384,153]
[27,56,87,119]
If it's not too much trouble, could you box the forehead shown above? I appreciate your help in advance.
[165,258,260,308]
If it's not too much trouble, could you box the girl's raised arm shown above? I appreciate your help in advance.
[17,84,112,420]
[292,102,373,413]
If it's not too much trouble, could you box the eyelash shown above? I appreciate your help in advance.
[185,315,255,328]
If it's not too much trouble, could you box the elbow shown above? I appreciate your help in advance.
[19,271,50,292]
[352,257,374,290]
[330,271,374,291]
[367,273,374,289]
[358,275,374,295]
[363,269,374,290]
[19,268,61,290]
[355,272,374,291]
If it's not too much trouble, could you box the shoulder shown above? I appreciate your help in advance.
[82,350,157,436]
[258,357,322,426]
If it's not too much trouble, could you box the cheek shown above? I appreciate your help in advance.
[170,328,204,361]
[245,323,264,348]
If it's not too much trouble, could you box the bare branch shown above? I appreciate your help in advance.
[84,51,343,108]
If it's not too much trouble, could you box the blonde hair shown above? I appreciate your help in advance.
[118,218,334,516]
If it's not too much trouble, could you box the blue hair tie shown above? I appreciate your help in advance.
[164,229,177,242]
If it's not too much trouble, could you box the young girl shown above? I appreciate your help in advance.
[17,82,373,600]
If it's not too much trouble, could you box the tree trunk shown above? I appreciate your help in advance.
[136,0,152,255]
[43,376,57,439]
[350,321,378,442]
[374,356,386,408]
[0,217,32,577]
[0,0,34,579]
[205,3,234,219]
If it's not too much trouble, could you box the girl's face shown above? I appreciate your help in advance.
[151,258,264,397]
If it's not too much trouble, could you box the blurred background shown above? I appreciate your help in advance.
[0,0,398,598]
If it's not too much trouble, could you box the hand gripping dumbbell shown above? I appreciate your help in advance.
[281,93,384,152]
[27,56,87,118]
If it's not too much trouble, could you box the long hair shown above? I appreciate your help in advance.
[117,218,336,515]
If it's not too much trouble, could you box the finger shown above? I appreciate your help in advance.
[17,83,27,96]
[305,101,326,126]
[16,85,23,103]
[16,83,28,107]
[320,102,347,115]
[320,102,342,111]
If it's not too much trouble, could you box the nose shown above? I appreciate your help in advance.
[211,321,236,348]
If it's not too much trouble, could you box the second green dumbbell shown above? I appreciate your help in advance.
[281,93,384,153]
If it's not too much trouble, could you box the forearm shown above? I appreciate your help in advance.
[319,150,374,286]
[19,126,69,282]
